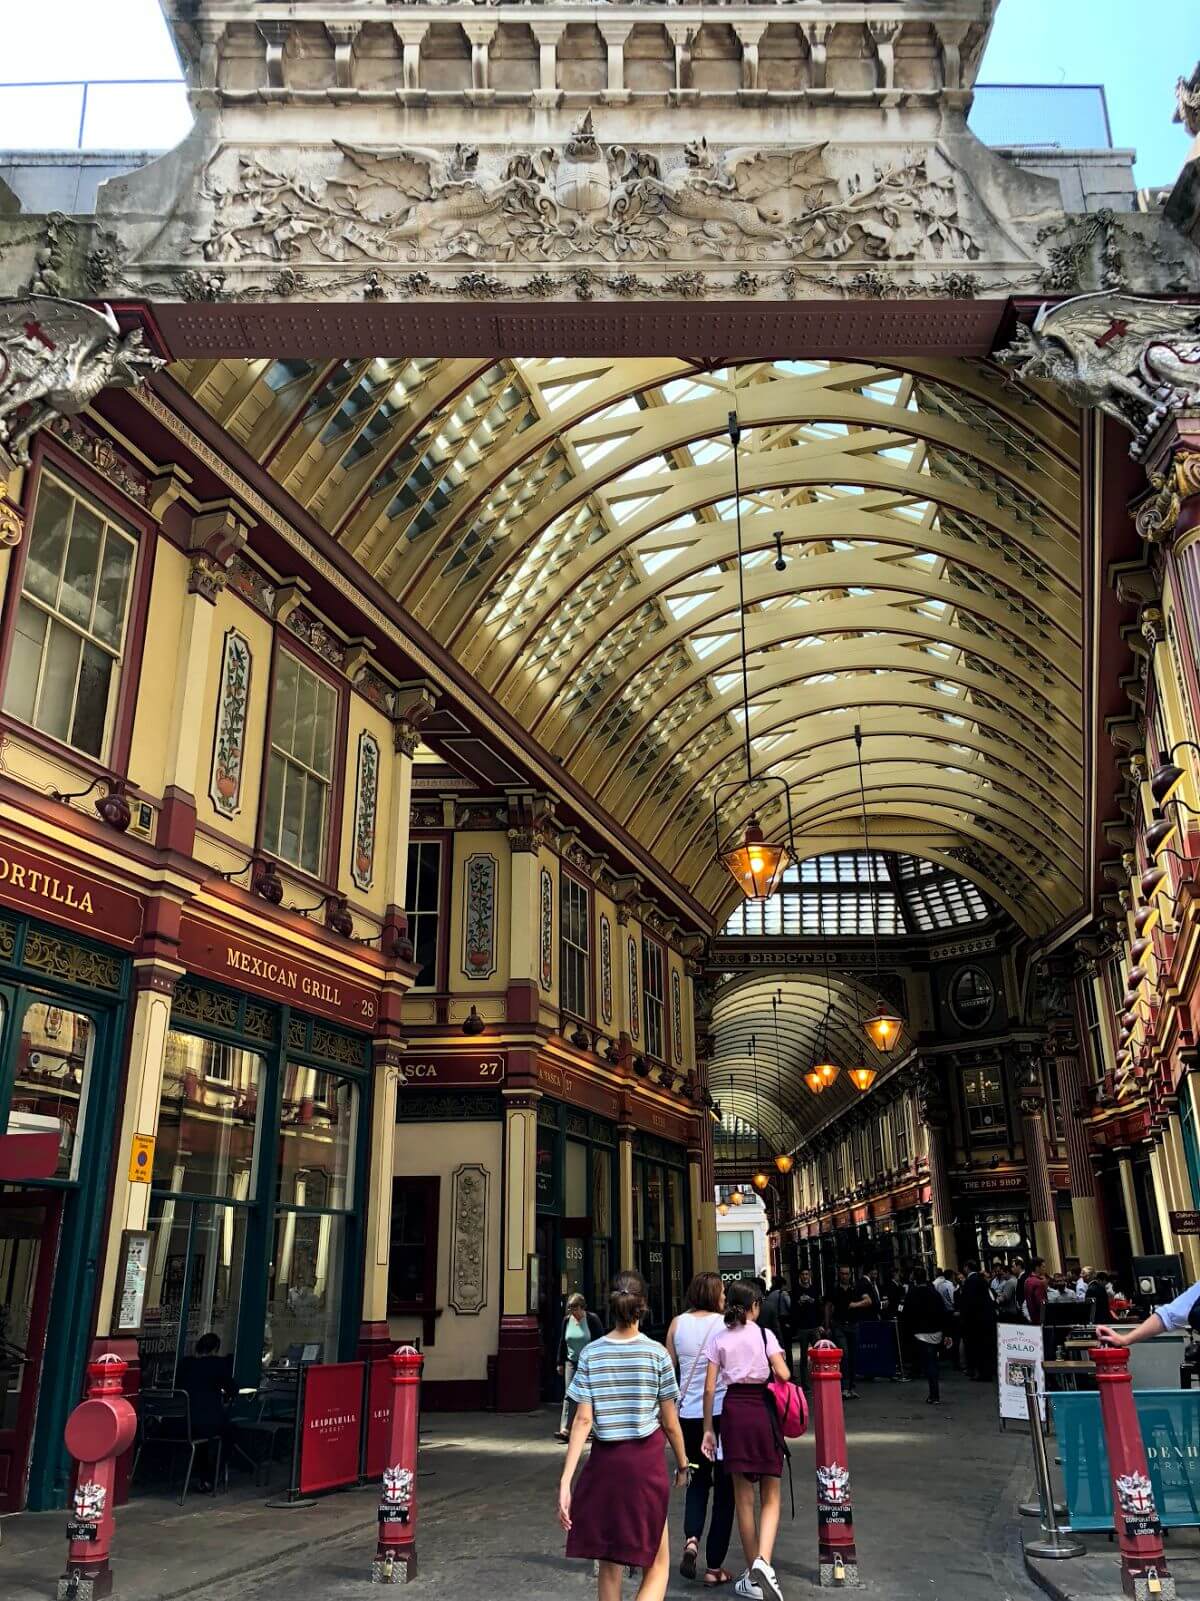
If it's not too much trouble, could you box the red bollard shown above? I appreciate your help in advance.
[58,1354,137,1601]
[1091,1346,1174,1600]
[372,1345,424,1584]
[810,1340,859,1587]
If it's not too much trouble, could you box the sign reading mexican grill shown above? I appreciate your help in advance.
[179,915,380,1031]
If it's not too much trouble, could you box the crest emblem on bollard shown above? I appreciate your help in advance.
[816,1464,851,1506]
[1116,1473,1157,1519]
[382,1466,414,1508]
[74,1482,107,1520]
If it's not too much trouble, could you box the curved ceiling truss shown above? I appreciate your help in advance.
[710,972,895,1157]
[175,352,1081,933]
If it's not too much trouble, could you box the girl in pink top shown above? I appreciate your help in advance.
[701,1282,791,1601]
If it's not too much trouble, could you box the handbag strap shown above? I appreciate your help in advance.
[681,1315,717,1407]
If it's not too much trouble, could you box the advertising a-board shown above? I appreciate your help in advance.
[997,1323,1045,1423]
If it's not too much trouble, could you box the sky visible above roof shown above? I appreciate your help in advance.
[1,0,1194,186]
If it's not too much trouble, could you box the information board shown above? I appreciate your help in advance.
[997,1323,1045,1423]
[1053,1390,1200,1531]
[297,1361,366,1495]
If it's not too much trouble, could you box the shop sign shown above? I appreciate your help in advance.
[398,1050,506,1087]
[955,1172,1028,1196]
[1054,1391,1200,1532]
[127,1134,155,1184]
[997,1323,1045,1424]
[535,1060,621,1120]
[179,916,381,1031]
[0,839,142,946]
[298,1361,366,1495]
[1170,1211,1200,1235]
[892,1185,920,1210]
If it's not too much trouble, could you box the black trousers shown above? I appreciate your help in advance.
[963,1319,996,1380]
[916,1340,941,1401]
[680,1415,735,1573]
[832,1326,858,1391]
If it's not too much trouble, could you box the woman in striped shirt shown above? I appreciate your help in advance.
[558,1269,690,1601]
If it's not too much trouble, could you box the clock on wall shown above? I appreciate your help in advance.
[948,965,996,1030]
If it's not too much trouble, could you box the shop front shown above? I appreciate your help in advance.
[630,1132,690,1336]
[0,842,139,1511]
[951,1171,1034,1267]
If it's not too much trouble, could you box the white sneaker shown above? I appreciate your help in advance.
[734,1573,764,1600]
[753,1556,784,1601]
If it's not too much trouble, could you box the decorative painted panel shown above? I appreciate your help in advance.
[209,628,252,818]
[449,1162,489,1315]
[463,853,498,980]
[350,729,380,891]
[599,913,613,1026]
[627,935,640,1041]
[539,867,553,991]
[672,968,684,1064]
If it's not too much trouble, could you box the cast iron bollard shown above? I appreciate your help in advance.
[58,1354,137,1601]
[1021,1371,1084,1560]
[810,1340,859,1587]
[1091,1346,1174,1601]
[372,1346,424,1584]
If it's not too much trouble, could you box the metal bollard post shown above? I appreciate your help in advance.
[1021,1372,1084,1560]
[58,1354,138,1601]
[372,1346,423,1584]
[1091,1346,1175,1600]
[810,1340,859,1587]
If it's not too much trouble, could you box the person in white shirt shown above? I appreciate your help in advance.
[1075,1266,1092,1301]
[1098,1280,1200,1347]
[933,1269,956,1312]
[665,1272,735,1588]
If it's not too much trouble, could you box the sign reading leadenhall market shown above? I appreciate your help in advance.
[0,0,1197,316]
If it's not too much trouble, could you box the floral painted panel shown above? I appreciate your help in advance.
[209,628,252,818]
[463,853,499,979]
[599,913,613,1025]
[350,730,380,891]
[449,1163,489,1315]
[539,867,553,991]
[627,935,640,1041]
[672,968,684,1064]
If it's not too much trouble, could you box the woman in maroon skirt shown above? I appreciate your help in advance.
[558,1270,689,1601]
[702,1281,792,1601]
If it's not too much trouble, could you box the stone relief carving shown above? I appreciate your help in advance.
[997,293,1200,458]
[449,1162,488,1316]
[0,298,165,466]
[1176,63,1200,138]
[189,115,982,269]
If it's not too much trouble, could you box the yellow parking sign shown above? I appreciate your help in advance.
[128,1134,155,1184]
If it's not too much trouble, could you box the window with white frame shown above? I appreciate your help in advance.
[894,1098,911,1167]
[561,874,591,1020]
[263,650,338,876]
[5,473,137,759]
[642,936,666,1059]
[405,840,443,989]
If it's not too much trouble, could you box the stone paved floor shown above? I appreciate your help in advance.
[1,1370,1051,1601]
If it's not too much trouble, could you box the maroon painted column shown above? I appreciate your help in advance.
[810,1339,859,1587]
[1091,1346,1174,1600]
[59,1355,137,1601]
[372,1346,424,1584]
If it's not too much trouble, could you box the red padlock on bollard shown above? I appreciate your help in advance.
[59,1353,137,1601]
[809,1340,860,1588]
[1091,1346,1175,1600]
[372,1345,424,1585]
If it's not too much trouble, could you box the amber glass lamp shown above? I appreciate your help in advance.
[752,1171,770,1192]
[720,816,792,900]
[774,1152,794,1175]
[717,1202,730,1216]
[730,1189,744,1205]
[863,999,903,1054]
[815,1056,840,1089]
[848,1064,878,1092]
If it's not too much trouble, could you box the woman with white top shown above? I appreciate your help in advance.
[666,1272,735,1587]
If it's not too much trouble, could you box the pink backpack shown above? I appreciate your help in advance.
[761,1327,808,1438]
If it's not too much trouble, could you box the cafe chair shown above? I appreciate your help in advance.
[132,1389,223,1505]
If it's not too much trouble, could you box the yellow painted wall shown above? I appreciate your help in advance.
[128,542,187,801]
[391,1120,503,1385]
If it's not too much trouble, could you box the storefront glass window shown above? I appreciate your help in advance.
[277,1065,355,1210]
[266,1209,345,1363]
[0,1200,44,1430]
[642,939,666,1060]
[405,840,442,989]
[564,1139,588,1217]
[155,1032,264,1199]
[560,876,591,1021]
[667,1168,685,1241]
[9,998,93,1180]
[141,1195,250,1388]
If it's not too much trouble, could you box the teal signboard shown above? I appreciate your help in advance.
[1052,1392,1200,1531]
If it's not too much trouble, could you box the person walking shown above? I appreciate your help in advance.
[759,1278,792,1367]
[791,1269,821,1388]
[901,1267,952,1404]
[666,1273,735,1588]
[825,1264,872,1400]
[992,1262,1021,1322]
[559,1270,689,1601]
[557,1293,605,1441]
[958,1260,997,1381]
[702,1280,791,1601]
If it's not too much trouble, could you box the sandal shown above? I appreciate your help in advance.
[704,1570,733,1587]
[680,1538,699,1580]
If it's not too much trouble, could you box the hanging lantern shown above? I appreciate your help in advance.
[730,1189,744,1205]
[774,1152,794,1175]
[863,998,903,1054]
[816,1056,840,1088]
[719,816,791,901]
[848,1064,878,1092]
[717,1202,730,1216]
[752,1171,770,1192]
[805,1067,825,1094]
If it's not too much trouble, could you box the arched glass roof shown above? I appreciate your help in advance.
[174,353,1081,933]
[720,851,993,938]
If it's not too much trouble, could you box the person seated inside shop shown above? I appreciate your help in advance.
[176,1332,234,1492]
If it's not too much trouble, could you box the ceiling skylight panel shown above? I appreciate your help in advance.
[665,590,715,621]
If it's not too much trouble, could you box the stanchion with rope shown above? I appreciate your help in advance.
[1020,1371,1084,1561]
[810,1339,859,1587]
[1091,1346,1174,1600]
[372,1345,424,1584]
[58,1353,137,1601]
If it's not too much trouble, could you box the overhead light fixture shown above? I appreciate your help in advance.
[770,990,794,1177]
[731,1189,745,1206]
[848,1064,878,1092]
[816,1057,840,1089]
[752,1171,770,1192]
[774,1152,794,1174]
[718,1201,730,1216]
[712,411,795,901]
[853,723,905,1053]
[1146,809,1177,856]
[1152,759,1185,806]
[805,1067,825,1094]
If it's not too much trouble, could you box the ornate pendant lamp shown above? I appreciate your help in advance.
[812,947,840,1087]
[846,970,876,1092]
[771,988,794,1174]
[750,1033,771,1192]
[713,413,794,900]
[853,723,905,1053]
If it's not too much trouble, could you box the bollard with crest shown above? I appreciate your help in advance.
[1091,1345,1174,1600]
[372,1345,424,1584]
[810,1339,859,1587]
[58,1353,137,1601]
